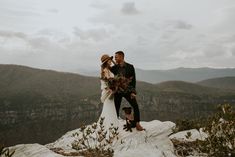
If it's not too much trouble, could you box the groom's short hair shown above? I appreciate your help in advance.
[115,51,125,58]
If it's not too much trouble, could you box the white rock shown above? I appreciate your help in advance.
[46,119,176,157]
[8,119,177,157]
[45,128,81,152]
[8,143,63,157]
[169,128,208,142]
[113,120,176,157]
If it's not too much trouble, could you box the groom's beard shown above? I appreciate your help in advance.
[115,62,121,65]
[118,61,125,66]
[115,60,124,65]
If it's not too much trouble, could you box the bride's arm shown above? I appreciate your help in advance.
[100,69,113,103]
[101,68,111,90]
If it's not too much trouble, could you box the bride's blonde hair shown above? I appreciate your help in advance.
[101,62,110,79]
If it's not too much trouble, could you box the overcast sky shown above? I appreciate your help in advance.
[0,0,235,72]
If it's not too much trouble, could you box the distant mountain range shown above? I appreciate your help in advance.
[72,67,235,84]
[197,77,235,90]
[0,64,99,99]
[0,64,235,147]
[137,67,235,83]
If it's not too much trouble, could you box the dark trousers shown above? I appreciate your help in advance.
[114,92,140,122]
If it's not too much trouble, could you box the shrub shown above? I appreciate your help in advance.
[172,104,235,157]
[201,104,235,157]
[173,117,206,133]
[71,117,119,157]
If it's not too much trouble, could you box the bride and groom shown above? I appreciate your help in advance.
[99,51,145,131]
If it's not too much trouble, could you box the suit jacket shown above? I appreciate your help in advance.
[110,62,137,94]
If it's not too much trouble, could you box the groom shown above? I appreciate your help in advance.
[110,51,145,131]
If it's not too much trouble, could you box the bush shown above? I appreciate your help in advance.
[172,104,235,157]
[201,104,235,157]
[71,117,119,157]
[171,139,206,157]
[173,116,207,133]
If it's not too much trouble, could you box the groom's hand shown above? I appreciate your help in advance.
[108,89,116,94]
[108,89,113,94]
[130,93,136,99]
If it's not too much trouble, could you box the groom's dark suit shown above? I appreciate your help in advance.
[110,62,140,122]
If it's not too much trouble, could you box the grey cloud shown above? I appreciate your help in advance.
[173,20,193,30]
[37,29,59,36]
[165,20,193,30]
[148,22,162,31]
[1,0,235,71]
[231,46,235,56]
[47,9,59,13]
[27,37,51,49]
[203,43,227,58]
[213,6,235,33]
[0,30,64,52]
[0,30,27,39]
[73,27,110,41]
[199,33,235,58]
[220,34,235,44]
[90,1,108,10]
[36,29,70,43]
[121,2,140,15]
[160,30,177,41]
[136,36,148,46]
[0,7,40,17]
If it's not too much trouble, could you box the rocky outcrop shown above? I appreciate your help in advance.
[9,119,177,157]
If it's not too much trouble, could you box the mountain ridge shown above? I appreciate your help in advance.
[68,66,235,83]
[1,63,235,146]
[197,76,235,90]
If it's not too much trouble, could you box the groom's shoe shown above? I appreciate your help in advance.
[136,122,145,131]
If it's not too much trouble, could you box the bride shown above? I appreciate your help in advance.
[99,54,119,130]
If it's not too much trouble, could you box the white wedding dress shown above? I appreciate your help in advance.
[99,68,119,130]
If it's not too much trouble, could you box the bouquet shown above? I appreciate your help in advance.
[103,76,132,94]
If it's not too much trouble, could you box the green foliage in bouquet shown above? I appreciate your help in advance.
[0,144,15,157]
[71,117,119,157]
